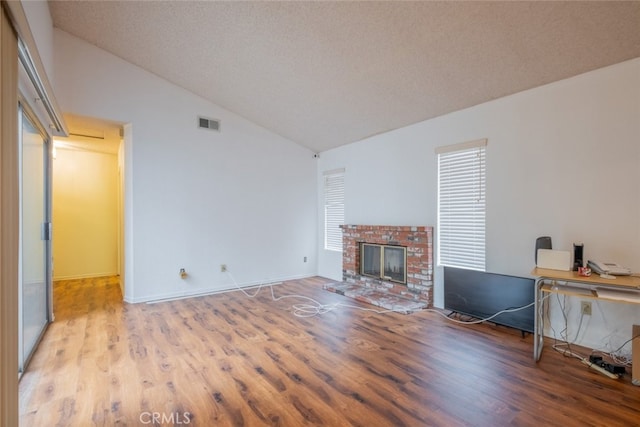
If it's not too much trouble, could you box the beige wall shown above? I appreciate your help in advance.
[52,147,119,280]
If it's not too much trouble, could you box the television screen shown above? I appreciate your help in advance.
[444,267,535,333]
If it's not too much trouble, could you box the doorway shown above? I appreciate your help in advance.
[51,114,124,293]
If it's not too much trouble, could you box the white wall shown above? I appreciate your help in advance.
[117,138,125,295]
[53,29,318,302]
[318,58,640,355]
[52,147,119,280]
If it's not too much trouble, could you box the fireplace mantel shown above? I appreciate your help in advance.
[340,225,433,307]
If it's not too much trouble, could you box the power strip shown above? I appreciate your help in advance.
[581,358,620,379]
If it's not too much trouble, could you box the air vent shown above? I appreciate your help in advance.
[198,116,220,132]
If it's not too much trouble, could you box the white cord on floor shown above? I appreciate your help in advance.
[422,294,549,325]
[226,271,410,317]
[226,271,542,322]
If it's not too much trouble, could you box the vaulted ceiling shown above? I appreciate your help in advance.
[49,1,640,153]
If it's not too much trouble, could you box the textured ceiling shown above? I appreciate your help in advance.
[49,1,640,153]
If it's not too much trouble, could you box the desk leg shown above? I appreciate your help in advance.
[534,278,544,361]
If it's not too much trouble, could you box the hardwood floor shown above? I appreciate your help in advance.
[19,276,640,426]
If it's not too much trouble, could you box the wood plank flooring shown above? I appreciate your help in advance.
[19,276,640,426]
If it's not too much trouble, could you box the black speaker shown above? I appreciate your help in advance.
[573,243,584,271]
[535,236,552,264]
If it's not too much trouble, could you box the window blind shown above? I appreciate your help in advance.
[324,169,345,252]
[437,140,486,271]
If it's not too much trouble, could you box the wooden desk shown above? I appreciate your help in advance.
[532,267,640,361]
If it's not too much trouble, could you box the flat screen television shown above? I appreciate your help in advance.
[443,266,535,333]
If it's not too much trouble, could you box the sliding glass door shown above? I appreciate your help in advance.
[18,103,52,374]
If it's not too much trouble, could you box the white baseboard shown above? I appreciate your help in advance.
[123,273,315,304]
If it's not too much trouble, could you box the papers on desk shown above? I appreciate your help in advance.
[595,287,640,303]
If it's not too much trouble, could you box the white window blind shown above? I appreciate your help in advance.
[324,169,345,251]
[437,139,486,271]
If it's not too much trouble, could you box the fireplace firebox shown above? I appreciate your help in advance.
[360,243,407,284]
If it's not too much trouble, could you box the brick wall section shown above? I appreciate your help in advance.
[341,225,434,307]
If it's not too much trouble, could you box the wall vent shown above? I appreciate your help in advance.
[198,116,220,132]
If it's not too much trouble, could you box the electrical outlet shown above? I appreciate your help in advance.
[304,256,307,263]
[220,264,227,272]
[581,301,592,316]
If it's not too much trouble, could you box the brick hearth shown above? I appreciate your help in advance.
[340,225,433,308]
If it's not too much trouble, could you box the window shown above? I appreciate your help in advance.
[323,168,345,251]
[437,139,486,271]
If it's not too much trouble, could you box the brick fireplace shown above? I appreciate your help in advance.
[341,225,434,308]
